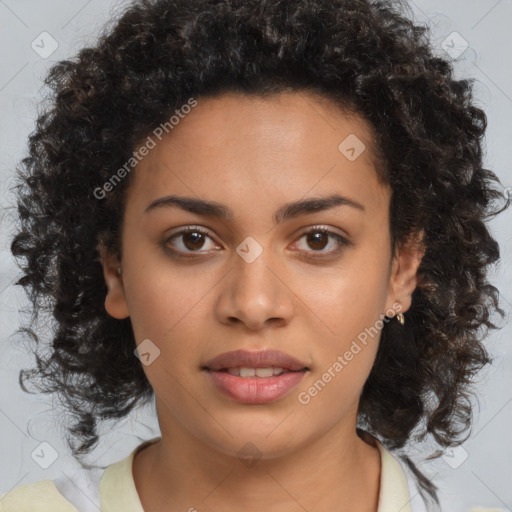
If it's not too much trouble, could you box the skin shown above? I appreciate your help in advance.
[99,91,424,512]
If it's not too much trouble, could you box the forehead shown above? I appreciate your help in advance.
[125,91,390,220]
[148,91,378,165]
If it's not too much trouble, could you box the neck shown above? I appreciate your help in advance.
[133,414,381,512]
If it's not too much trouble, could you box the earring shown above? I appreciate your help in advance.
[117,266,122,275]
[396,312,405,325]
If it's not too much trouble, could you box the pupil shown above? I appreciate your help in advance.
[308,232,327,250]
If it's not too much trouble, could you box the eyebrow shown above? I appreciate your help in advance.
[144,193,365,223]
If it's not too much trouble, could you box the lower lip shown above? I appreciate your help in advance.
[205,370,307,404]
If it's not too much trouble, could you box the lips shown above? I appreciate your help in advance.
[202,349,308,404]
[203,349,309,372]
[202,349,310,404]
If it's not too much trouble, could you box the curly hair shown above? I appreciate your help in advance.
[9,0,509,507]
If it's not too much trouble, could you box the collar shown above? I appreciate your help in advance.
[99,436,413,512]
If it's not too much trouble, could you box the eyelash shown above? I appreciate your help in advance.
[163,225,351,260]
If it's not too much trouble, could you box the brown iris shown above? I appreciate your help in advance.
[306,231,329,251]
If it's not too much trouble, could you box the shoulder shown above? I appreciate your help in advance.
[0,479,79,512]
[390,451,507,512]
[0,437,159,512]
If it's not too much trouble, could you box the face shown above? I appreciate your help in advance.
[100,91,423,460]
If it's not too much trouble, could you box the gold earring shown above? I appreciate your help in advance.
[396,312,405,325]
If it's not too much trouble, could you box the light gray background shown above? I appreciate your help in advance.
[0,1,511,510]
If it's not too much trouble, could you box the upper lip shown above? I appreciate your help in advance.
[203,349,309,371]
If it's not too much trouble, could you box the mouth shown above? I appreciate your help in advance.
[209,367,306,377]
[202,349,310,404]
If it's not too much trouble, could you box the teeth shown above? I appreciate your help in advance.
[225,367,286,377]
[240,367,256,377]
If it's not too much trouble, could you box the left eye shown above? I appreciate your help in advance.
[293,227,349,256]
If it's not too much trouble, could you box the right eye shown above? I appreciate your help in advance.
[163,226,222,257]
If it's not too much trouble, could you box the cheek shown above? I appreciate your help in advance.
[305,252,391,335]
[298,247,390,395]
[121,245,218,344]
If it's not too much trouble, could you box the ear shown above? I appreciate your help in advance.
[385,229,425,316]
[97,243,130,319]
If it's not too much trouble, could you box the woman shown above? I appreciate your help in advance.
[2,0,508,510]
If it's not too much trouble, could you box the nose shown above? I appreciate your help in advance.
[214,244,295,331]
